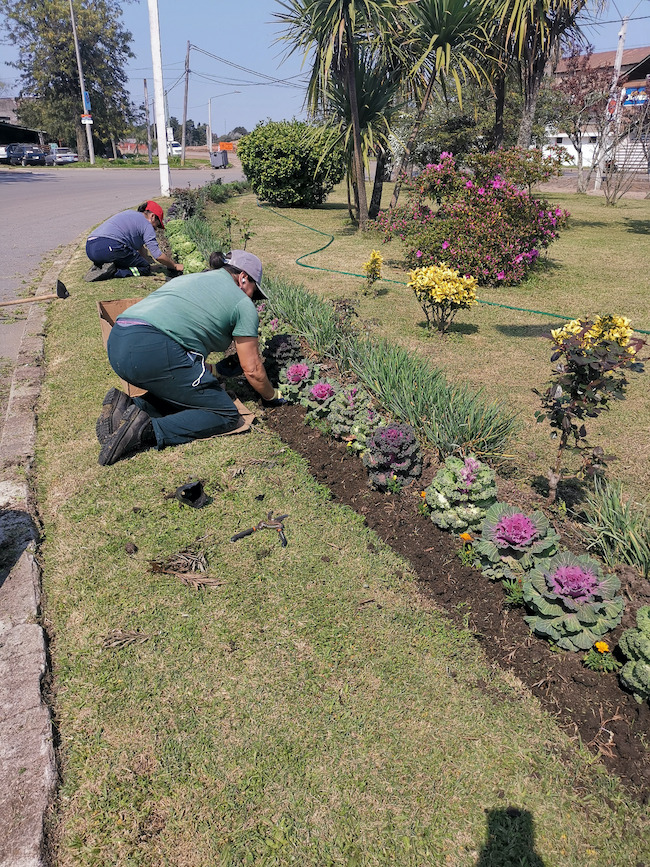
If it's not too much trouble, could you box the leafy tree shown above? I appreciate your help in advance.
[275,0,390,228]
[1,0,135,158]
[491,0,588,148]
[388,0,490,208]
[238,119,345,207]
[551,44,611,192]
[323,46,403,219]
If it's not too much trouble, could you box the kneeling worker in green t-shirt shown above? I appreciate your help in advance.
[97,250,284,466]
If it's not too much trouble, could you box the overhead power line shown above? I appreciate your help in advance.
[190,45,306,90]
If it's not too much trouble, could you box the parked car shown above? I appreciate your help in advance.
[6,143,47,166]
[167,141,182,157]
[45,147,79,166]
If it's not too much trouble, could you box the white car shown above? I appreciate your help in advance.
[168,141,182,157]
[47,147,78,165]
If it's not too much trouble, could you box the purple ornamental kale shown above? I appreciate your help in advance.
[286,363,311,384]
[547,564,600,603]
[493,512,539,550]
[459,456,480,492]
[310,381,335,401]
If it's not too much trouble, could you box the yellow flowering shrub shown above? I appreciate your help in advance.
[362,250,383,296]
[408,263,478,333]
[551,314,635,352]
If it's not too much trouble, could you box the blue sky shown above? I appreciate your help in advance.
[1,0,650,134]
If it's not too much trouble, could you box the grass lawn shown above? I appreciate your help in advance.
[37,188,650,864]
[216,185,650,506]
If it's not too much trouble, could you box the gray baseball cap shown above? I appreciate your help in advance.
[225,250,267,300]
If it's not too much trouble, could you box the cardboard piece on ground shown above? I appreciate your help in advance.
[97,298,146,397]
[97,299,258,432]
[220,397,256,435]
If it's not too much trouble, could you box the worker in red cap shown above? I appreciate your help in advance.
[84,200,184,281]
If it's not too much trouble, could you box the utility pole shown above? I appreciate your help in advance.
[68,0,95,164]
[595,16,628,190]
[144,79,153,165]
[146,0,171,196]
[207,98,212,157]
[181,41,190,167]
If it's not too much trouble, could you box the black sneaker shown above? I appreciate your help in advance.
[96,387,133,444]
[84,262,117,282]
[98,405,156,466]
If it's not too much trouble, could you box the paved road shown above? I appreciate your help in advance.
[0,163,245,361]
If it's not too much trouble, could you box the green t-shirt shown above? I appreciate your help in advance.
[116,269,259,355]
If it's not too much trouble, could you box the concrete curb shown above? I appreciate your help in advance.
[0,249,76,866]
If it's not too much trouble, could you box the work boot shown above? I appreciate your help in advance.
[96,387,133,444]
[84,262,117,282]
[98,405,156,466]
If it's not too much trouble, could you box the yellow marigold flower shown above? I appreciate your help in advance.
[595,641,609,654]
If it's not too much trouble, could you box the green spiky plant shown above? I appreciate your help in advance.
[522,552,625,652]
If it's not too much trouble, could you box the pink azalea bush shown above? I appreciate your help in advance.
[372,149,569,285]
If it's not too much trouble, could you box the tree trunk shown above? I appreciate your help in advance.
[344,12,368,229]
[517,55,547,149]
[576,148,586,193]
[493,72,506,148]
[389,74,436,210]
[369,150,387,220]
[110,137,118,160]
[346,173,355,221]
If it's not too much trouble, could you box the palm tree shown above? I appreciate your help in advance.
[275,0,390,228]
[491,0,587,148]
[324,47,403,219]
[389,0,490,209]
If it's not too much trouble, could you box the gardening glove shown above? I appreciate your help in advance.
[262,388,286,407]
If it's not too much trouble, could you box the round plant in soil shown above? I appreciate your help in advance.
[424,455,498,532]
[474,502,561,581]
[522,551,625,652]
[362,423,422,491]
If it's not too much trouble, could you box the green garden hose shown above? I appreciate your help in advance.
[259,203,650,335]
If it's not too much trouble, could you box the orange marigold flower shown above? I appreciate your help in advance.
[459,532,473,542]
[595,641,609,654]
[420,491,427,498]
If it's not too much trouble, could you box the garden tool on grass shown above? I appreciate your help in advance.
[231,511,289,547]
[0,280,69,308]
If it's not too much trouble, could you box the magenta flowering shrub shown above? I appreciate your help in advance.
[362,423,422,491]
[523,552,624,651]
[474,502,560,581]
[371,151,569,285]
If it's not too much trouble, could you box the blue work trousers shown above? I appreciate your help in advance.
[86,237,152,278]
[107,324,241,446]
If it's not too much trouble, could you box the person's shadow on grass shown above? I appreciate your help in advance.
[476,807,546,866]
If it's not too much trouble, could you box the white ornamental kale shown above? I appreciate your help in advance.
[523,551,624,652]
[619,605,650,704]
[425,455,497,531]
[474,502,561,581]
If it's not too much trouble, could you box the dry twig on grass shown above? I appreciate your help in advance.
[103,630,153,649]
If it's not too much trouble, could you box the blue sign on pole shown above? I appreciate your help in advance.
[83,91,91,112]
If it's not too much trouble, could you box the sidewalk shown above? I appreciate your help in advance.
[0,251,73,866]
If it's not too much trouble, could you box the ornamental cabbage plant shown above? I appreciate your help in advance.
[424,455,497,531]
[619,605,650,704]
[474,502,561,581]
[278,362,318,403]
[522,552,624,651]
[302,380,339,424]
[362,423,422,491]
[327,385,383,453]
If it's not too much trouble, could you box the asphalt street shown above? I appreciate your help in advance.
[0,162,245,363]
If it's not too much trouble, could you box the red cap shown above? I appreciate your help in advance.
[145,200,165,228]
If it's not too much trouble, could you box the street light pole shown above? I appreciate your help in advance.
[68,0,95,164]
[146,0,171,196]
[207,91,240,158]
